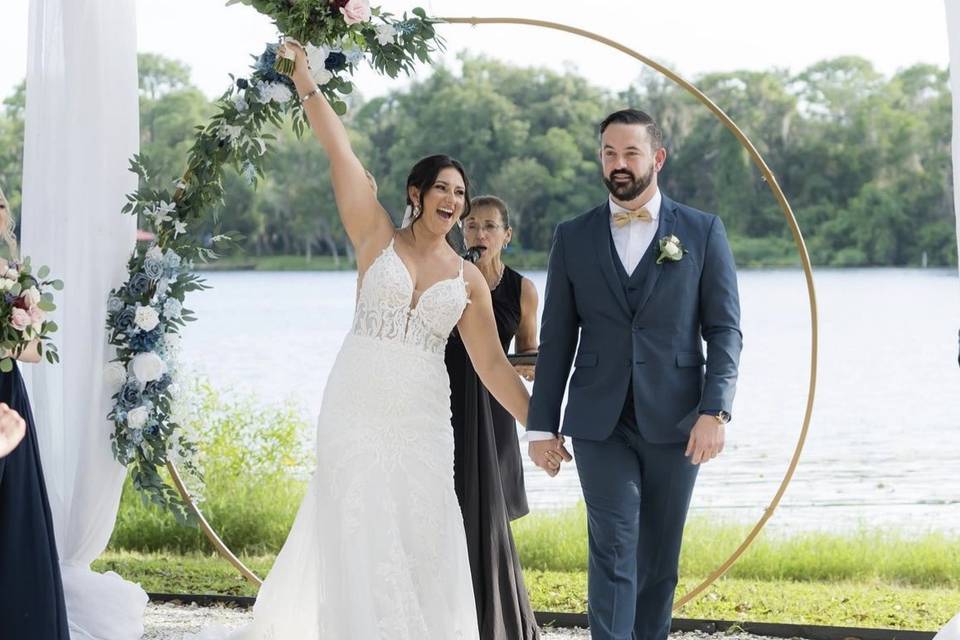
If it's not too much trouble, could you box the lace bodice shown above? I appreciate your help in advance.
[351,238,469,355]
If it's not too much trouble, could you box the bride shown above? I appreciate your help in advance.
[191,42,542,639]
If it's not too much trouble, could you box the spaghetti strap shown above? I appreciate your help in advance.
[458,257,465,278]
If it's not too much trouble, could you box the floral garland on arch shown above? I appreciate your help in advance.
[104,0,443,522]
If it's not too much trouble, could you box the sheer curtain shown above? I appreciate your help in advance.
[21,0,148,637]
[948,0,960,370]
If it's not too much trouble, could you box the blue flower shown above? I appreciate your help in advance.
[236,78,249,90]
[107,296,124,313]
[163,250,182,270]
[146,373,172,395]
[324,51,347,71]
[118,382,142,409]
[145,423,160,437]
[129,328,162,352]
[128,273,151,297]
[114,306,136,332]
[4,293,16,305]
[129,428,144,446]
[343,46,364,65]
[143,258,164,280]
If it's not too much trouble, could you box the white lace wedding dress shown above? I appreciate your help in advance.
[189,236,479,639]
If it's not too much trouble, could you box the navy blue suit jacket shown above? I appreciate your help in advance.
[527,195,742,444]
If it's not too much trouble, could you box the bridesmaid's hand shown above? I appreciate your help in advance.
[0,402,25,458]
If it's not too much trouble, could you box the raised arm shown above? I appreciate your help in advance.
[281,42,393,265]
[457,263,529,426]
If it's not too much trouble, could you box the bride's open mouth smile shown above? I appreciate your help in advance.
[438,206,455,220]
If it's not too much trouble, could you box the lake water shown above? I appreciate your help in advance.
[179,267,960,534]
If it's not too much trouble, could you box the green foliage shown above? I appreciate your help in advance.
[109,378,312,554]
[91,553,960,628]
[0,55,955,269]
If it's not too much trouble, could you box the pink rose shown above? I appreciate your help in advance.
[10,308,30,332]
[28,305,45,332]
[339,0,370,25]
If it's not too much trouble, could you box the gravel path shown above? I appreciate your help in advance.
[144,602,784,640]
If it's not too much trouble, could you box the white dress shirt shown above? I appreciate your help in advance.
[527,189,662,441]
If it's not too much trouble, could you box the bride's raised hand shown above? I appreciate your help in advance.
[277,39,309,80]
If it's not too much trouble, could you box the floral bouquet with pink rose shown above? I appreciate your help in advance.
[0,256,62,372]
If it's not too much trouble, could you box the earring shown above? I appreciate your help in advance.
[413,206,421,218]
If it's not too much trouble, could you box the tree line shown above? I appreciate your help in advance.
[0,52,954,267]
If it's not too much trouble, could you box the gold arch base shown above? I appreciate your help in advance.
[169,15,820,613]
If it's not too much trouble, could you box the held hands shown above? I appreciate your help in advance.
[528,436,572,477]
[684,415,725,465]
[0,402,25,458]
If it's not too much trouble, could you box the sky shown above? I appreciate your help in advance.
[0,0,951,101]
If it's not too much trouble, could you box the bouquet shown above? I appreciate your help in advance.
[0,256,62,372]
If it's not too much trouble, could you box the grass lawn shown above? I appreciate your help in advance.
[92,551,959,630]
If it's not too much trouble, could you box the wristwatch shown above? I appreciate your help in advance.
[702,410,730,425]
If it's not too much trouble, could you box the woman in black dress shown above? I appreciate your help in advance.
[0,187,70,639]
[445,195,540,640]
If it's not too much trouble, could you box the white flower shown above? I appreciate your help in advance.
[232,93,248,113]
[103,362,128,391]
[0,258,7,273]
[163,298,182,319]
[259,81,293,104]
[656,235,686,264]
[127,406,149,430]
[134,304,161,332]
[22,286,41,306]
[173,220,188,237]
[218,123,244,143]
[241,162,257,185]
[305,44,330,71]
[0,278,15,292]
[375,23,398,46]
[131,351,166,384]
[146,245,164,262]
[5,268,18,280]
[311,67,334,86]
[151,203,174,225]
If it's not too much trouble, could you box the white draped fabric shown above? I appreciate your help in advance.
[947,0,960,371]
[940,8,960,639]
[21,0,148,638]
[948,0,960,281]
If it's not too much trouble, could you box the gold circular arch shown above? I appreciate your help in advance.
[168,14,820,614]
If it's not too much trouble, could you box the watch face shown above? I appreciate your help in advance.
[718,411,731,424]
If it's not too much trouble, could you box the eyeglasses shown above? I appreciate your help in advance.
[464,222,504,233]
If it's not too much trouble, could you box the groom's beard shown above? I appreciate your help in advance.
[603,164,655,202]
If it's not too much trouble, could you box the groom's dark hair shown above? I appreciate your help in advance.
[599,109,663,150]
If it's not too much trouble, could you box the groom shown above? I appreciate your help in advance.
[527,108,742,640]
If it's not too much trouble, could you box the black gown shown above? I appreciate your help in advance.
[0,362,70,639]
[445,265,539,640]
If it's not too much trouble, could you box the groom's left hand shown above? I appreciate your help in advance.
[684,416,725,465]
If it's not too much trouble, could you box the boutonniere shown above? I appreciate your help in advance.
[656,235,687,264]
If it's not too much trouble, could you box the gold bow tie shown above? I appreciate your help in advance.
[612,207,652,228]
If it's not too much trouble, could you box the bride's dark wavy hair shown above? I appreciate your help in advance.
[405,154,473,223]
